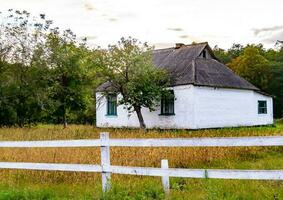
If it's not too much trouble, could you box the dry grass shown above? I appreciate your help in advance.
[0,124,282,199]
[0,124,281,183]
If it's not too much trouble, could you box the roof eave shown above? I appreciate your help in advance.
[169,82,260,92]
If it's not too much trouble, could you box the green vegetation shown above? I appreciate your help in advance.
[0,10,99,127]
[228,46,271,91]
[0,11,170,128]
[0,124,281,199]
[99,37,170,129]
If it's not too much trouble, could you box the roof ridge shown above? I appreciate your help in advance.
[185,42,208,47]
[191,59,196,84]
[153,42,208,52]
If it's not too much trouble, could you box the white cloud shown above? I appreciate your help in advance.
[1,0,283,49]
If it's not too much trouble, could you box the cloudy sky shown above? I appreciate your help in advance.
[1,0,283,49]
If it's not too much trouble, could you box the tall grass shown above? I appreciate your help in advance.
[0,124,282,199]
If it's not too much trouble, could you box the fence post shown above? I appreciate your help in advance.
[100,132,111,192]
[161,159,170,196]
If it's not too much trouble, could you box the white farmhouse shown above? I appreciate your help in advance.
[96,42,273,129]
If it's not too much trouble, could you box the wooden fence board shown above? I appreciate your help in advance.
[0,133,282,195]
[0,136,282,148]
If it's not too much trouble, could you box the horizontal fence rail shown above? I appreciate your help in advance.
[0,132,282,195]
[110,166,283,180]
[0,136,282,148]
[108,136,283,147]
[0,162,282,180]
[0,139,101,148]
[0,162,102,172]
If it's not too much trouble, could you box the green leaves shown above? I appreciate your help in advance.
[0,10,98,127]
[228,46,271,91]
[43,34,98,126]
[99,37,170,128]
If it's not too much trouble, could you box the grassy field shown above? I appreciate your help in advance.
[0,121,282,199]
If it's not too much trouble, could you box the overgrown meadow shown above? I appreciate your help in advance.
[0,121,282,199]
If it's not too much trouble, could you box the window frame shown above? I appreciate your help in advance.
[106,94,117,116]
[258,100,267,114]
[160,90,175,116]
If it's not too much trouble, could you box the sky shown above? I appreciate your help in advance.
[1,0,283,49]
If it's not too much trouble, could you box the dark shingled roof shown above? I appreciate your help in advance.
[97,42,259,92]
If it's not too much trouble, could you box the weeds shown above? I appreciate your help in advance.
[0,124,281,199]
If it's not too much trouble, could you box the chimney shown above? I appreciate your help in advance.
[175,43,185,49]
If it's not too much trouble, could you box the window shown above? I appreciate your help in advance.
[258,100,267,114]
[107,94,117,116]
[200,50,206,58]
[160,90,175,115]
[202,50,206,58]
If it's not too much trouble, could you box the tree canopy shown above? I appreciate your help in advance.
[99,37,170,129]
[228,46,271,91]
[0,10,98,127]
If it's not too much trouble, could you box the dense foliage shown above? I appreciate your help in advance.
[0,10,98,127]
[98,37,170,129]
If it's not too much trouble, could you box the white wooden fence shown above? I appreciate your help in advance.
[0,132,283,194]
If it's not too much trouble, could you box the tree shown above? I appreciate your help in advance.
[0,10,54,126]
[0,10,98,127]
[228,46,272,91]
[99,37,170,129]
[213,45,232,64]
[267,62,283,118]
[265,45,283,118]
[43,31,97,128]
[227,44,244,59]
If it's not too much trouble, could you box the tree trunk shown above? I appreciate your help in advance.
[134,106,146,129]
[63,119,67,128]
[63,109,67,128]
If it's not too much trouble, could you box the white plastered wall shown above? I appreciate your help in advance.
[96,85,273,129]
[193,86,273,129]
[96,85,195,129]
